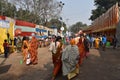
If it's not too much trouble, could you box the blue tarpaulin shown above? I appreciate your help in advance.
[35,35,47,39]
[36,28,47,32]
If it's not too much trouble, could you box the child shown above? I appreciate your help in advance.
[3,39,9,58]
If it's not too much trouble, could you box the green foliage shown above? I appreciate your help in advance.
[0,0,62,26]
[0,0,17,18]
[16,9,41,24]
[69,22,88,33]
[90,0,120,21]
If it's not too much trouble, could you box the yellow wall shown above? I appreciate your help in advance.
[0,17,15,53]
[0,28,7,53]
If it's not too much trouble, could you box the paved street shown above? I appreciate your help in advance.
[0,47,120,80]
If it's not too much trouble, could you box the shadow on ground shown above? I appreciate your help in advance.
[19,62,68,80]
[0,64,12,74]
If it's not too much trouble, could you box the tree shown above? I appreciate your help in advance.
[69,22,88,33]
[0,0,17,18]
[12,0,63,25]
[0,0,63,25]
[89,0,120,21]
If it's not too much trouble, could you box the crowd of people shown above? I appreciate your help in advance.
[2,31,118,80]
[21,34,39,65]
[14,33,39,65]
[49,33,90,80]
[49,32,119,80]
[85,34,118,50]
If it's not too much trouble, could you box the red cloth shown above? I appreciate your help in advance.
[52,55,62,76]
[0,16,5,20]
[16,20,36,28]
[77,38,85,65]
[15,32,35,36]
[3,43,9,48]
[52,42,63,77]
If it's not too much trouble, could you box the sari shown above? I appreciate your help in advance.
[52,41,63,79]
[77,38,85,65]
[95,38,100,49]
[22,40,29,62]
[62,39,79,80]
[29,36,39,64]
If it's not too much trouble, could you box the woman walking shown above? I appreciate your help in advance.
[50,36,63,80]
[29,34,39,65]
[77,37,85,65]
[62,39,79,80]
[21,37,29,63]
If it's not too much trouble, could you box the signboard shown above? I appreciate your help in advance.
[0,20,10,28]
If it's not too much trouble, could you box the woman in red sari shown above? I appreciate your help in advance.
[51,36,63,80]
[77,37,85,65]
[29,35,39,65]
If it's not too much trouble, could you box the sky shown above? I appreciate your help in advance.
[57,0,96,26]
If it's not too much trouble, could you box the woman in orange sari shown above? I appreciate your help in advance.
[51,36,63,80]
[29,35,39,65]
[77,37,85,65]
[21,37,29,62]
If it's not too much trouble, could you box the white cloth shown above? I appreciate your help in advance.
[62,45,80,76]
[26,53,31,65]
[49,41,59,54]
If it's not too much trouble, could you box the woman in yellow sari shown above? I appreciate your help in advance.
[21,37,29,62]
[95,36,100,49]
[51,36,63,80]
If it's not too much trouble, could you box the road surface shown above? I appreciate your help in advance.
[0,47,120,80]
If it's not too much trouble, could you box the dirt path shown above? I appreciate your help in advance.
[0,47,120,80]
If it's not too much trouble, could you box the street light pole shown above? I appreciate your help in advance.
[59,1,65,11]
[59,1,64,27]
[66,18,70,37]
[58,1,64,37]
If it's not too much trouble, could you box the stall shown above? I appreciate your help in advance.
[0,16,15,54]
